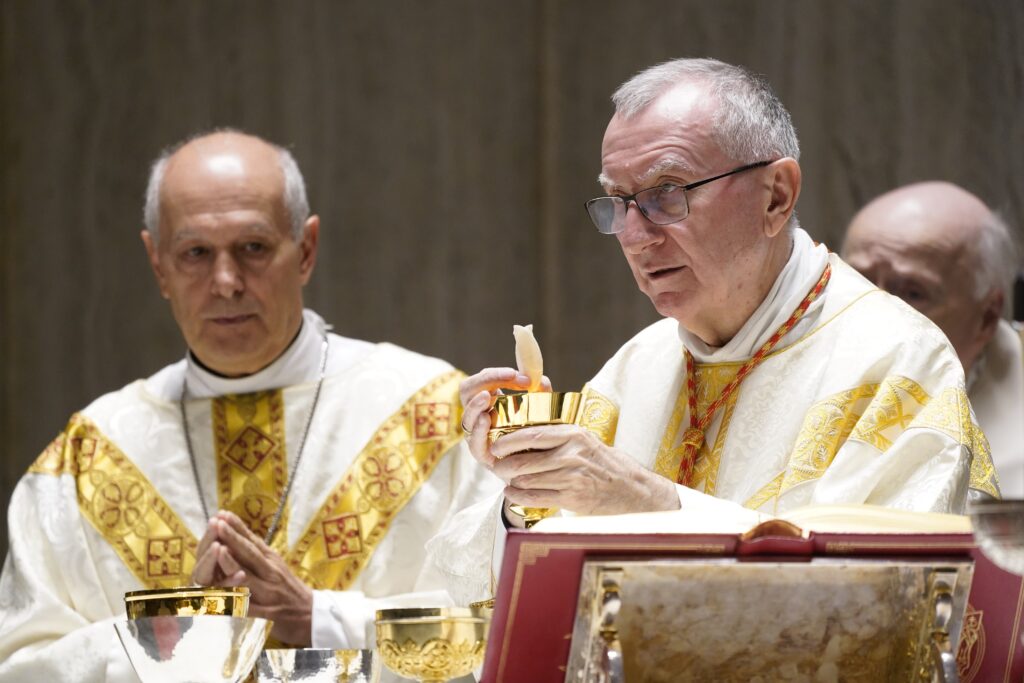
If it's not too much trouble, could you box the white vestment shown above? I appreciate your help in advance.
[428,230,998,605]
[969,319,1024,498]
[0,310,501,682]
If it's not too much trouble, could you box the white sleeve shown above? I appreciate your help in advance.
[311,588,454,649]
[315,442,503,648]
[425,494,504,608]
[0,476,131,683]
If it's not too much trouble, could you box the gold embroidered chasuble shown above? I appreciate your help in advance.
[27,370,465,591]
[1,338,500,682]
[426,250,996,613]
[581,257,999,515]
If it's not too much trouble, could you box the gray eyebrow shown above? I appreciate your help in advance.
[596,155,695,193]
[638,156,694,184]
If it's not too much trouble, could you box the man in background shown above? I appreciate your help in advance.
[843,181,1023,497]
[0,130,498,681]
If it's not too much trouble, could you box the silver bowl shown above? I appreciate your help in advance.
[969,498,1024,575]
[113,615,271,682]
[256,648,379,682]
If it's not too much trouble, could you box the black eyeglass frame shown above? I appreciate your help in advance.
[584,159,775,234]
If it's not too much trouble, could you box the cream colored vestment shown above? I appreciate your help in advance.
[427,230,997,606]
[0,310,501,682]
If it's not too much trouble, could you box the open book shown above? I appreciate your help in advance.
[531,503,973,536]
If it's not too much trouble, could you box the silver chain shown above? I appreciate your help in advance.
[180,334,330,545]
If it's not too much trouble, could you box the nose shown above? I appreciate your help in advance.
[211,251,244,298]
[616,201,664,254]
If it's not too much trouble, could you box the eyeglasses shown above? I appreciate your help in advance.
[584,160,774,235]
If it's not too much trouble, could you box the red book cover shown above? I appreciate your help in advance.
[480,529,1023,683]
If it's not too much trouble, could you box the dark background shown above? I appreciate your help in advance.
[2,1,1023,553]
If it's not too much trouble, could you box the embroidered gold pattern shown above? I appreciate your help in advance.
[213,391,290,553]
[751,375,1001,507]
[575,385,618,445]
[29,415,199,587]
[30,371,466,594]
[780,383,879,496]
[653,363,741,494]
[743,472,785,511]
[285,370,465,590]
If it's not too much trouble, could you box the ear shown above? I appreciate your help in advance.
[298,215,320,285]
[977,287,1004,349]
[140,229,170,299]
[763,158,801,238]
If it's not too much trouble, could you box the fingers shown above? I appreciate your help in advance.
[191,541,221,585]
[464,410,499,469]
[462,390,493,431]
[194,518,221,559]
[459,368,536,406]
[504,484,560,508]
[492,448,563,481]
[217,511,267,549]
[216,543,244,577]
[219,569,248,587]
[215,517,275,580]
[489,423,580,459]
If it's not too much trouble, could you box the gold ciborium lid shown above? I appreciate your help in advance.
[488,391,582,445]
[124,585,250,620]
[375,607,489,683]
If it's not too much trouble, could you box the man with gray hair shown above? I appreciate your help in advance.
[843,181,1023,496]
[0,130,498,681]
[430,58,998,603]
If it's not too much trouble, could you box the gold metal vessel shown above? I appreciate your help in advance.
[488,391,582,444]
[488,391,582,526]
[124,585,250,620]
[375,607,489,683]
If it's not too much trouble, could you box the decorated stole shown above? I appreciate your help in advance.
[29,370,465,591]
[651,368,1000,512]
[30,417,200,587]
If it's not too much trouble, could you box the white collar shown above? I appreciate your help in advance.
[183,309,329,399]
[679,228,830,363]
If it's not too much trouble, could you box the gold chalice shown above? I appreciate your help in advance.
[489,391,582,527]
[124,585,250,620]
[375,607,489,683]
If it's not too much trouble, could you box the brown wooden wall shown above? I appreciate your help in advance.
[2,1,1022,553]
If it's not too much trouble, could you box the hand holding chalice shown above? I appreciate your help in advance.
[484,325,581,527]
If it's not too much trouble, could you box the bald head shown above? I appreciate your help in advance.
[144,129,309,245]
[842,181,1013,374]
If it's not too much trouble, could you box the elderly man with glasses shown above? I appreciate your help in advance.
[429,58,998,604]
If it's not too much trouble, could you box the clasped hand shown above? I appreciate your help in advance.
[460,368,679,518]
[191,510,313,646]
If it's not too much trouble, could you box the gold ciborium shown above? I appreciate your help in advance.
[489,391,582,527]
[375,607,489,683]
[124,585,250,620]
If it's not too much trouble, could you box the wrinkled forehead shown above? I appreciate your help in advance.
[599,86,723,189]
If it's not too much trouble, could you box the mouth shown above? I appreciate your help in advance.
[207,314,257,325]
[644,265,685,281]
